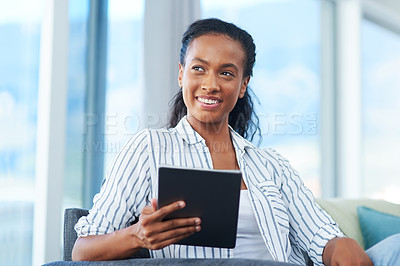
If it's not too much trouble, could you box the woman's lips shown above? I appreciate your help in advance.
[196,96,222,108]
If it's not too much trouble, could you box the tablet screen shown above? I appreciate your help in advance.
[157,165,242,248]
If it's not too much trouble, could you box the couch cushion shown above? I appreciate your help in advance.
[315,198,400,249]
[357,206,400,249]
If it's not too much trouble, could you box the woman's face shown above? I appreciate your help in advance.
[178,34,249,129]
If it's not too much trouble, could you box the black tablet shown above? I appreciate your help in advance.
[157,165,242,248]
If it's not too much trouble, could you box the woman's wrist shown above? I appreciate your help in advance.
[116,224,146,254]
[322,236,340,265]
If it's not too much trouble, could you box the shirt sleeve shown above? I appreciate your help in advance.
[75,129,151,237]
[269,149,344,266]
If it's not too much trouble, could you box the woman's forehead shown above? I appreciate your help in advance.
[186,34,245,65]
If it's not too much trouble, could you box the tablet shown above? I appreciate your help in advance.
[157,165,242,248]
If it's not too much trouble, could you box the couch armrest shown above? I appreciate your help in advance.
[316,198,400,249]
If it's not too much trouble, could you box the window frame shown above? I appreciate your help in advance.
[33,0,68,264]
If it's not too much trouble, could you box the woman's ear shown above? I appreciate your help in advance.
[178,63,183,88]
[239,76,250,98]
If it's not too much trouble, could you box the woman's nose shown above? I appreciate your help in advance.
[202,74,220,92]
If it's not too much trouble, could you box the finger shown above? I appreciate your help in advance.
[150,231,198,250]
[151,198,157,211]
[141,205,155,215]
[156,217,201,233]
[138,216,200,239]
[146,225,201,249]
[152,201,185,221]
[156,224,201,242]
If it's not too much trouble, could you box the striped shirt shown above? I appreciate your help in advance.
[75,116,344,265]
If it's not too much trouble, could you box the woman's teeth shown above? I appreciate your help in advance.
[198,98,219,104]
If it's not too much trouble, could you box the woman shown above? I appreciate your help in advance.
[72,18,390,265]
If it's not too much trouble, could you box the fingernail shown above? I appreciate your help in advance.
[178,201,184,207]
[194,218,200,224]
[195,226,201,231]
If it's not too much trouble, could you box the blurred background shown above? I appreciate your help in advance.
[1,0,399,265]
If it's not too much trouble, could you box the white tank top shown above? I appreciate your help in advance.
[233,190,273,260]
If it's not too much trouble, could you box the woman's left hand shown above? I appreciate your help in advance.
[322,237,373,266]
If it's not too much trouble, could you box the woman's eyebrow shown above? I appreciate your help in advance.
[221,63,239,72]
[191,57,239,72]
[191,57,209,65]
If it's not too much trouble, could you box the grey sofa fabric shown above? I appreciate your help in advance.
[63,208,150,261]
[64,208,89,261]
[44,258,299,266]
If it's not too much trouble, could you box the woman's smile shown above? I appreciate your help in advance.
[196,96,222,109]
[178,33,249,128]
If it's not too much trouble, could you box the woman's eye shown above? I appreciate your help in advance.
[192,66,204,72]
[221,71,234,77]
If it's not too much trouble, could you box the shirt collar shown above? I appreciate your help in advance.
[175,116,205,145]
[175,116,255,151]
[229,125,255,152]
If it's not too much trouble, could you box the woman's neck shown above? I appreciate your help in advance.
[186,116,232,148]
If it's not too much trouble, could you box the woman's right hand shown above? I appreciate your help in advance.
[131,198,201,250]
[72,198,200,261]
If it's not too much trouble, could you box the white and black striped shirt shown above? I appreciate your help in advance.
[75,116,344,265]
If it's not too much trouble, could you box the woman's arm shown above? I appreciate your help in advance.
[72,199,201,261]
[264,148,344,264]
[72,227,142,261]
[323,237,373,266]
[273,151,372,265]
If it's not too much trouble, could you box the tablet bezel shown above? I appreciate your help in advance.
[157,165,242,248]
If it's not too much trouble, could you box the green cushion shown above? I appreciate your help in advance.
[357,206,400,250]
[315,198,400,249]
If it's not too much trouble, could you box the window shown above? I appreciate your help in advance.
[64,0,89,208]
[361,19,400,203]
[202,0,322,196]
[103,0,145,176]
[0,1,44,265]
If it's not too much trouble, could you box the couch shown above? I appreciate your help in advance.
[44,208,299,266]
[315,198,400,250]
[43,198,400,265]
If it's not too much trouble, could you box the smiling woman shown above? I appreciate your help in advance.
[177,33,250,182]
[179,34,248,129]
[170,20,259,141]
[69,18,380,266]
